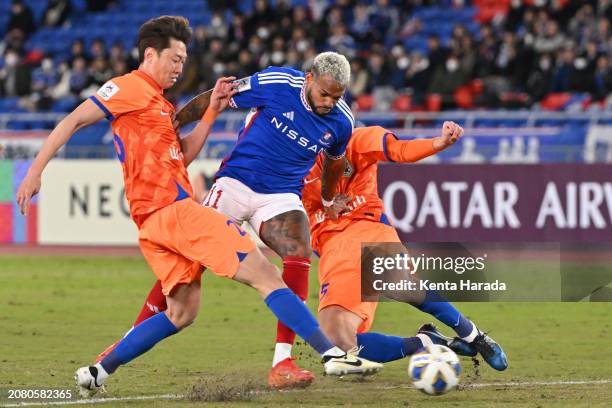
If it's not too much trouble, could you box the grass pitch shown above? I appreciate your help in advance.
[0,255,610,407]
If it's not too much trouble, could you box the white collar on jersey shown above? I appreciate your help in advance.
[300,82,313,112]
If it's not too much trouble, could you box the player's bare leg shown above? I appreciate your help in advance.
[260,210,315,388]
[96,280,168,363]
[318,304,438,365]
[232,247,382,377]
[318,305,363,351]
[77,282,200,396]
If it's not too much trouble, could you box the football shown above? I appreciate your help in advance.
[408,344,461,395]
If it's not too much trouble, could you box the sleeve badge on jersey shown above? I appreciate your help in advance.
[318,131,333,147]
[232,76,252,93]
[97,80,120,101]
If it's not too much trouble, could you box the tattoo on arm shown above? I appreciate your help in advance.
[174,89,213,128]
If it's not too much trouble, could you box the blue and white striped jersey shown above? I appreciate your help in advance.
[215,67,354,196]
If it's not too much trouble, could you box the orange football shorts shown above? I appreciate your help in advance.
[317,219,401,333]
[138,198,255,296]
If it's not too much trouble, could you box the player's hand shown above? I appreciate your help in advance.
[434,121,464,150]
[209,76,238,113]
[323,193,352,220]
[16,172,41,216]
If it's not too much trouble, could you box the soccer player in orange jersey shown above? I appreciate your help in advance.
[302,123,508,371]
[16,16,381,397]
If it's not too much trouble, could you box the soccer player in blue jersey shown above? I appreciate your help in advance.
[210,54,356,387]
[96,52,359,388]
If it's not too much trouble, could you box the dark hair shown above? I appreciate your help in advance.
[137,16,192,63]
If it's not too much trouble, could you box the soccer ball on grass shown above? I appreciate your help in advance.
[408,344,461,395]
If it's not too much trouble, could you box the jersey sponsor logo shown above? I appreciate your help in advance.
[282,111,295,121]
[271,116,322,153]
[97,80,120,101]
[233,76,252,93]
[160,109,170,116]
[169,146,184,161]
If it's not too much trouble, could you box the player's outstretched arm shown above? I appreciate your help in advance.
[179,76,237,167]
[16,99,105,216]
[321,154,349,220]
[173,89,212,130]
[386,121,464,163]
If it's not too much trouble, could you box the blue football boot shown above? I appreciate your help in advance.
[417,323,477,357]
[470,329,508,371]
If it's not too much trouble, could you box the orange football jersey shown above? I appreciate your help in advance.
[302,126,395,252]
[90,70,193,227]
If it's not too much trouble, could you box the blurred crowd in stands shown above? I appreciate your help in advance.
[0,0,611,113]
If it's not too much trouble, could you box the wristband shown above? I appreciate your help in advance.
[202,107,219,126]
[322,197,334,207]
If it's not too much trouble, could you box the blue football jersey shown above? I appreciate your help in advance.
[215,67,354,196]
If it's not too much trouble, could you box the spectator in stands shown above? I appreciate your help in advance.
[370,0,400,42]
[291,6,313,35]
[427,35,449,72]
[261,35,286,67]
[89,38,106,61]
[0,48,30,96]
[110,57,126,76]
[349,58,368,99]
[551,45,575,92]
[41,0,72,28]
[1,0,611,113]
[350,2,373,48]
[236,49,258,77]
[428,53,470,109]
[405,50,430,107]
[288,27,311,54]
[534,20,566,54]
[68,56,91,96]
[2,28,27,55]
[21,56,58,111]
[108,41,125,66]
[227,13,247,50]
[69,38,86,65]
[208,12,228,40]
[283,48,301,70]
[327,23,356,58]
[245,0,276,39]
[366,51,390,92]
[476,24,499,77]
[199,37,226,88]
[593,54,612,100]
[496,31,519,78]
[388,43,410,89]
[505,0,526,32]
[7,0,36,38]
[568,4,592,38]
[569,54,595,93]
[89,56,112,86]
[527,53,553,101]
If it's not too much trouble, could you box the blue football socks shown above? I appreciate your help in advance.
[414,290,474,338]
[264,288,335,355]
[357,332,424,362]
[100,312,178,374]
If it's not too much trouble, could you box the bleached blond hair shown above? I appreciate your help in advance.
[312,51,351,88]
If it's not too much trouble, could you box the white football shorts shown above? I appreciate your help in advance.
[201,176,307,235]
